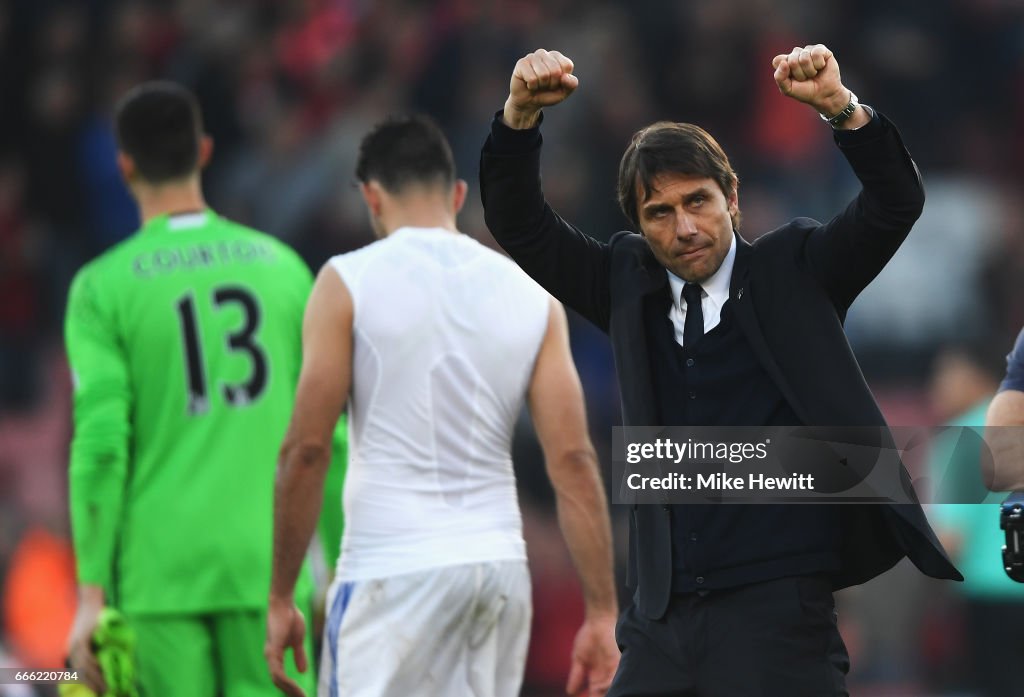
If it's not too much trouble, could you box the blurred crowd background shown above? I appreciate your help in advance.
[1,0,1023,695]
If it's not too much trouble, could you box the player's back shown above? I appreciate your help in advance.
[328,227,549,580]
[67,210,311,613]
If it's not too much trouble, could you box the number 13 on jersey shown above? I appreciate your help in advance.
[175,285,268,415]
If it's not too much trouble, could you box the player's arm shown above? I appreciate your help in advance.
[266,265,352,697]
[283,251,348,573]
[984,329,1024,491]
[64,268,130,693]
[527,297,619,697]
[983,391,1024,490]
[318,414,348,571]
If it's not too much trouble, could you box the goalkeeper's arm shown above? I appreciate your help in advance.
[64,268,131,692]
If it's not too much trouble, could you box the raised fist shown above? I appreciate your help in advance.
[503,49,579,129]
[772,44,850,118]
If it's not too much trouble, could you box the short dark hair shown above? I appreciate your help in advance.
[114,81,203,184]
[617,121,739,230]
[355,114,455,194]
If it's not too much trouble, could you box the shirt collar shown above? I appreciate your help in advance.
[666,232,737,310]
[390,226,458,237]
[141,209,213,234]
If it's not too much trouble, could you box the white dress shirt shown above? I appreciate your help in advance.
[666,233,737,347]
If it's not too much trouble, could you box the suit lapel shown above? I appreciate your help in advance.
[610,243,667,427]
[611,245,672,505]
[729,234,810,423]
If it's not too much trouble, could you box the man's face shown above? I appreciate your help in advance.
[637,173,737,283]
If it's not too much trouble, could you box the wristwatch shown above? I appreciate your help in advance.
[820,90,859,129]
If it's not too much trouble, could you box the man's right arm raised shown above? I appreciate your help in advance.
[527,297,619,696]
[480,49,612,332]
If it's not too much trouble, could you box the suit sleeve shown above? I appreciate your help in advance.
[65,266,131,589]
[480,112,612,331]
[801,110,926,312]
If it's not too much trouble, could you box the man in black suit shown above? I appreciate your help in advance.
[480,45,962,696]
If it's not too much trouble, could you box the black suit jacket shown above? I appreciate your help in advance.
[480,111,962,620]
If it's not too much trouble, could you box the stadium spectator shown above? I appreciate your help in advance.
[0,161,42,411]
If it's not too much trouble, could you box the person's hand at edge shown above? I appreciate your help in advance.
[566,612,620,697]
[265,595,309,697]
[66,585,107,694]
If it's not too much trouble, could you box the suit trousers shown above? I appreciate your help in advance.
[608,575,850,697]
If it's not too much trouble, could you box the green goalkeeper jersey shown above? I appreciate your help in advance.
[66,210,338,614]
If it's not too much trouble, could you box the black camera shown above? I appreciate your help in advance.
[1000,492,1024,582]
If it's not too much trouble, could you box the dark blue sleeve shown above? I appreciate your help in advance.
[999,328,1024,393]
[480,109,612,331]
[800,110,924,313]
[488,110,542,155]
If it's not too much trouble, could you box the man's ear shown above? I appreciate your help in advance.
[452,179,468,214]
[727,176,739,219]
[198,135,214,170]
[359,181,383,218]
[117,151,136,184]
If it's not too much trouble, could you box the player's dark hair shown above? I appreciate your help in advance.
[114,81,203,184]
[617,122,740,230]
[355,114,455,194]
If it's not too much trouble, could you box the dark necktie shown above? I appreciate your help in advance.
[682,283,704,348]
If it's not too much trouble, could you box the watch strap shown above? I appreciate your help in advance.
[820,90,859,129]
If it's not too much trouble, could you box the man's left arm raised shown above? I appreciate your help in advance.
[773,44,926,311]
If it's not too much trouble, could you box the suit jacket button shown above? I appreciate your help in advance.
[686,358,695,367]
[695,576,705,584]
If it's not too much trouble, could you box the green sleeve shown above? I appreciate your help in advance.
[318,413,348,571]
[65,267,132,589]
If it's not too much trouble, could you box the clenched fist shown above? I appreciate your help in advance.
[503,49,579,130]
[772,45,868,129]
